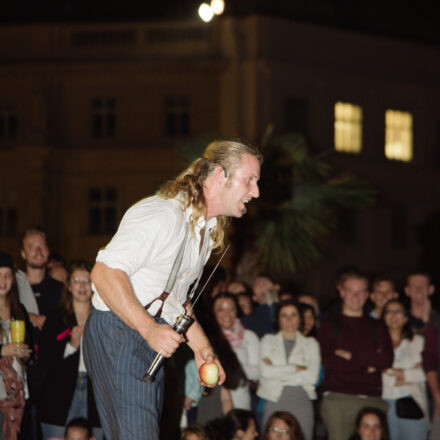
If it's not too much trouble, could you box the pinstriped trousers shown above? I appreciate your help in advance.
[83,308,164,440]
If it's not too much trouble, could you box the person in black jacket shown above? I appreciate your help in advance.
[37,261,102,440]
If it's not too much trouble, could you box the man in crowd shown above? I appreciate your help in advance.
[47,252,68,283]
[20,227,63,330]
[405,271,440,421]
[318,270,393,440]
[241,275,280,338]
[83,140,262,439]
[369,274,398,319]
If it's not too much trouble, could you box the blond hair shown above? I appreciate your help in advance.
[157,140,262,251]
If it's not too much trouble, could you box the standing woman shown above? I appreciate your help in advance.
[212,292,260,410]
[0,253,32,440]
[381,299,428,440]
[257,299,321,440]
[197,292,259,424]
[37,261,102,440]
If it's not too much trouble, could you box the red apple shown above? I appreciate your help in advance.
[199,362,220,385]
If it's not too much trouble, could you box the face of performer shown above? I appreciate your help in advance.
[69,268,92,304]
[357,413,383,440]
[0,267,13,298]
[217,153,260,218]
[213,297,237,330]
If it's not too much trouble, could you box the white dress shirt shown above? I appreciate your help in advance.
[92,195,216,325]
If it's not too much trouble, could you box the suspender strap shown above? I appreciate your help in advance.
[144,225,189,318]
[184,227,210,304]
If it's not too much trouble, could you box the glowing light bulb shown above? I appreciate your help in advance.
[211,0,225,15]
[198,3,214,22]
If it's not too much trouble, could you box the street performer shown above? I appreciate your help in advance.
[83,140,262,439]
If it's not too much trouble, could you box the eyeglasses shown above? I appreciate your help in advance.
[71,277,91,284]
[269,427,290,435]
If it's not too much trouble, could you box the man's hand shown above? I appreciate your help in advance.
[335,349,352,360]
[29,313,46,330]
[194,347,226,388]
[142,321,184,357]
[262,357,272,365]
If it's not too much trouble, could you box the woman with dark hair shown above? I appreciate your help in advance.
[298,304,317,338]
[381,299,428,440]
[0,252,32,440]
[37,261,102,440]
[351,407,390,440]
[263,411,305,440]
[197,293,259,423]
[205,409,258,440]
[211,293,259,409]
[257,299,320,440]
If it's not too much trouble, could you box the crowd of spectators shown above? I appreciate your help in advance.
[1,226,440,440]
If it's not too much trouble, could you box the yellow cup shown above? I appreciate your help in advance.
[10,320,25,343]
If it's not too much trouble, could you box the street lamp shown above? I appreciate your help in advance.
[198,3,214,22]
[211,0,225,15]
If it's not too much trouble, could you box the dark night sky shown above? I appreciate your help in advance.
[1,0,440,47]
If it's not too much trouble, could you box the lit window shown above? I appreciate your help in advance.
[385,110,413,162]
[334,102,362,153]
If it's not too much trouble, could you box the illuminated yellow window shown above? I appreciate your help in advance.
[334,102,362,153]
[385,110,413,162]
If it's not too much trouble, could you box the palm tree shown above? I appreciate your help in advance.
[177,132,375,278]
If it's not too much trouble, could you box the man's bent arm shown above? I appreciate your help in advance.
[91,262,183,356]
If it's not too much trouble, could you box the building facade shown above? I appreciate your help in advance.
[1,15,439,298]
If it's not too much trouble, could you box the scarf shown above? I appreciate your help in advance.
[222,318,245,349]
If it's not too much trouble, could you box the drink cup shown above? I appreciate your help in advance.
[10,320,25,343]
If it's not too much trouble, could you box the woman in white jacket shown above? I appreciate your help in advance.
[381,299,428,440]
[257,299,321,440]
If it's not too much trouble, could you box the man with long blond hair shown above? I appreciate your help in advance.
[83,140,262,439]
